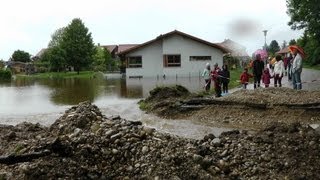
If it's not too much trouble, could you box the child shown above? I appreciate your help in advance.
[240,68,253,89]
[262,68,272,88]
[273,55,285,87]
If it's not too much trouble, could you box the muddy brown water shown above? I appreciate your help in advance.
[1,69,319,139]
[0,75,230,139]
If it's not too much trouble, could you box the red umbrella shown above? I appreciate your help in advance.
[254,49,268,59]
[289,45,306,59]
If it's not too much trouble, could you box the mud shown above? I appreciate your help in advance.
[1,86,320,179]
[140,86,320,130]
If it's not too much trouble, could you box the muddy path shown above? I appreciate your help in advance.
[140,86,320,131]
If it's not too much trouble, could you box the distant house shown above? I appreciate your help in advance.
[102,44,139,59]
[102,45,118,58]
[6,61,36,74]
[32,48,47,61]
[217,39,250,61]
[118,30,228,78]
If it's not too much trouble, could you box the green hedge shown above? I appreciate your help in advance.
[0,69,12,80]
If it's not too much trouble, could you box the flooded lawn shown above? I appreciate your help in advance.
[0,75,218,139]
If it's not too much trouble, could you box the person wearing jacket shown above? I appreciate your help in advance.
[252,54,264,89]
[240,68,253,89]
[291,48,303,90]
[273,55,285,87]
[262,68,272,88]
[211,63,222,97]
[202,63,211,91]
[221,64,230,94]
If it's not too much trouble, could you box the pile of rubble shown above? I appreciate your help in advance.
[1,101,320,179]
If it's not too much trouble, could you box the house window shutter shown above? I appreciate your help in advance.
[163,55,168,67]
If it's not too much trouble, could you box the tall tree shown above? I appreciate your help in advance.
[11,50,31,62]
[289,39,297,45]
[267,40,280,55]
[48,28,65,48]
[60,18,96,74]
[287,0,320,43]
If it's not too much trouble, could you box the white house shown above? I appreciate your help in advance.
[118,30,228,78]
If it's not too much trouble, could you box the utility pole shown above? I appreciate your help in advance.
[263,30,268,50]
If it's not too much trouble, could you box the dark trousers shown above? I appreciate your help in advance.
[254,75,261,89]
[214,81,222,97]
[204,79,211,91]
[274,74,282,87]
[222,82,228,93]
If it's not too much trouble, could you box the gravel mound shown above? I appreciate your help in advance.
[1,101,320,179]
[222,87,320,105]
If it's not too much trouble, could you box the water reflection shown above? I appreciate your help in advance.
[0,75,204,107]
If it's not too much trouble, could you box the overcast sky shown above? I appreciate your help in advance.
[0,0,303,60]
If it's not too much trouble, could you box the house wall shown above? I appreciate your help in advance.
[126,40,163,77]
[162,34,223,77]
[125,34,224,78]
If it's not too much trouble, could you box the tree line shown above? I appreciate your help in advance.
[287,0,320,65]
[9,18,117,74]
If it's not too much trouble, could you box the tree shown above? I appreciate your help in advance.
[267,40,280,55]
[48,28,65,48]
[289,39,297,45]
[287,0,320,43]
[93,46,106,71]
[42,46,66,72]
[297,33,320,65]
[11,50,31,62]
[281,40,287,49]
[60,18,96,74]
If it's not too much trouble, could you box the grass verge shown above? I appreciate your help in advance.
[16,71,102,79]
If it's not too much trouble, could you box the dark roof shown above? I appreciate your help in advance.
[102,45,118,53]
[118,30,229,55]
[118,44,139,54]
[35,48,47,57]
[217,39,249,57]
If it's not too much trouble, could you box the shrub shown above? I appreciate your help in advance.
[0,69,12,80]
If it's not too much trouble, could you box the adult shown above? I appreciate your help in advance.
[273,55,285,87]
[202,63,211,91]
[252,54,264,89]
[290,46,304,90]
[287,53,293,81]
[211,63,222,97]
[221,64,230,94]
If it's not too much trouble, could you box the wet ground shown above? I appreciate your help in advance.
[245,68,320,90]
[0,69,319,140]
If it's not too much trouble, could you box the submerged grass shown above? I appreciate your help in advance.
[16,71,102,79]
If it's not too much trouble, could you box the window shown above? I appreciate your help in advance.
[189,56,211,61]
[127,56,142,68]
[163,55,181,67]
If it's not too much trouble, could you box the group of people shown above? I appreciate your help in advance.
[202,62,230,97]
[240,46,304,90]
[240,54,285,89]
[203,46,304,97]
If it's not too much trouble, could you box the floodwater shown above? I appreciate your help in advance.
[2,69,318,139]
[0,74,229,139]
